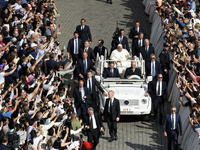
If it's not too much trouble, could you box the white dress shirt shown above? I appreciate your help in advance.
[138,39,143,47]
[108,98,114,113]
[81,25,85,30]
[156,81,162,96]
[74,38,79,54]
[151,61,156,76]
[90,114,97,129]
[171,114,176,130]
[79,87,85,101]
[119,36,123,44]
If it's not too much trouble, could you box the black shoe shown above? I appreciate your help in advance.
[108,137,114,142]
[114,136,118,141]
[106,0,109,3]
[109,1,112,4]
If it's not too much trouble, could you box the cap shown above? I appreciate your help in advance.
[11,37,17,43]
[187,2,191,5]
[31,43,37,48]
[163,43,168,47]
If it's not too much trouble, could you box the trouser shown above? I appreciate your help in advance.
[107,113,117,138]
[72,54,79,66]
[153,96,164,122]
[88,129,100,150]
[90,93,99,112]
[163,70,169,85]
[76,103,88,121]
[167,131,178,150]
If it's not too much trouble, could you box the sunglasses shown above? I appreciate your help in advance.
[171,110,176,112]
[151,58,155,59]
[158,77,163,78]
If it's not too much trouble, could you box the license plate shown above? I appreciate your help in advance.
[123,108,131,111]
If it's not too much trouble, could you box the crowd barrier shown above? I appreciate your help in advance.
[143,0,200,149]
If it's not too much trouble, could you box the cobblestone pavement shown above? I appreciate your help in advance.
[55,0,169,149]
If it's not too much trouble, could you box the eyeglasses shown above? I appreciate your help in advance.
[158,77,163,78]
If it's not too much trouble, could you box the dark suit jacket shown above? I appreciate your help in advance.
[76,25,92,42]
[132,38,144,56]
[118,36,130,51]
[0,144,10,150]
[163,113,182,135]
[139,45,155,62]
[145,60,162,77]
[67,38,83,55]
[103,68,120,78]
[124,67,141,78]
[84,113,103,131]
[129,27,146,41]
[147,80,168,101]
[73,86,91,108]
[76,58,95,76]
[94,46,108,59]
[103,98,120,121]
[84,77,104,101]
[79,47,95,61]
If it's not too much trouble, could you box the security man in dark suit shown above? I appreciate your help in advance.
[84,70,107,112]
[75,52,97,79]
[124,61,141,78]
[163,106,182,150]
[103,62,120,78]
[139,39,155,62]
[0,136,11,150]
[118,29,130,52]
[94,39,108,59]
[145,54,162,80]
[85,107,104,150]
[132,32,144,57]
[102,90,120,142]
[106,0,112,4]
[159,43,170,84]
[76,19,92,42]
[145,74,168,125]
[73,79,91,119]
[80,40,95,62]
[129,21,146,43]
[67,31,83,67]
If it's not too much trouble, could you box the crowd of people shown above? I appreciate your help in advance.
[152,0,200,147]
[0,0,199,149]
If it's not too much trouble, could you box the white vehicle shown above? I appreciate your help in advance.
[95,54,152,119]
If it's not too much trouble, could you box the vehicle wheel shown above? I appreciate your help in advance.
[143,114,151,121]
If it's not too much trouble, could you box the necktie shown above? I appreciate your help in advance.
[138,40,141,47]
[84,48,87,52]
[145,47,148,52]
[171,115,174,129]
[89,79,92,93]
[158,82,160,96]
[110,99,112,114]
[90,116,93,130]
[99,47,102,54]
[75,39,78,54]
[152,62,155,77]
[84,60,87,75]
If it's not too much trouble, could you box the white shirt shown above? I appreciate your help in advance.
[87,78,92,91]
[119,36,123,43]
[136,27,139,33]
[145,46,149,52]
[138,39,143,47]
[33,134,43,149]
[79,87,85,101]
[108,98,114,113]
[0,72,5,85]
[90,114,97,129]
[84,47,88,52]
[81,25,85,30]
[151,61,156,76]
[74,38,79,54]
[171,114,176,130]
[156,81,162,96]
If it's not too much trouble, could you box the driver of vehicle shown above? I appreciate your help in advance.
[124,61,141,79]
[103,62,120,78]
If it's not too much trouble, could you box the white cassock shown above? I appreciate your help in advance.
[110,49,131,67]
[110,49,131,74]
